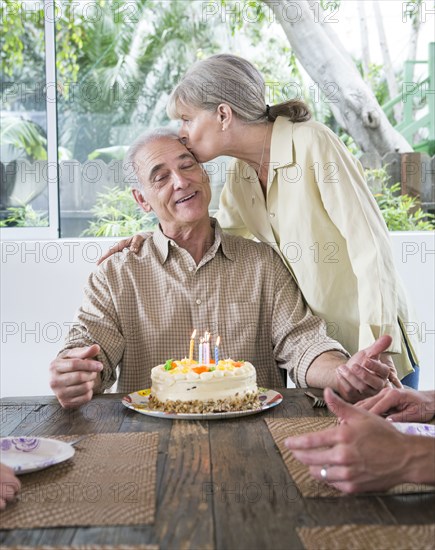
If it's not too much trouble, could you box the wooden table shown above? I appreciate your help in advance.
[1,389,434,549]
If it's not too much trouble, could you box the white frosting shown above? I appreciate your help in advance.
[151,360,257,403]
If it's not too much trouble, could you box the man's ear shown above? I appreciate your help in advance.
[216,103,233,130]
[132,189,152,213]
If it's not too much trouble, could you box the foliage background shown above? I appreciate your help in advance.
[1,0,433,233]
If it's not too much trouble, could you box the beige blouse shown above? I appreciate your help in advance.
[216,116,419,379]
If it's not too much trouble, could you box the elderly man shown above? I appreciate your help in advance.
[50,129,396,408]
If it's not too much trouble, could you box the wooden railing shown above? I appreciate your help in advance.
[382,42,435,155]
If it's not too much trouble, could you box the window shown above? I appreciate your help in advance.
[1,0,225,240]
[1,0,59,238]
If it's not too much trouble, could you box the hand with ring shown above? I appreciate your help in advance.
[283,388,435,493]
[320,466,328,481]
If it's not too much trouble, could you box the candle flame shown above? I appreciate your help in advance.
[191,329,197,339]
[216,336,220,346]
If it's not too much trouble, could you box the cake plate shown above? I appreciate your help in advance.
[121,388,283,420]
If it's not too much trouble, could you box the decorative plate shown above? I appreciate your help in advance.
[0,437,75,474]
[392,422,435,437]
[122,388,283,420]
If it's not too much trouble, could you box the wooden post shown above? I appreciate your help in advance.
[401,152,421,199]
[420,154,435,214]
[383,152,401,188]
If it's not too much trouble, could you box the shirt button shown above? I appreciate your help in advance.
[269,212,275,218]
[169,241,175,246]
[196,299,202,305]
[188,266,194,272]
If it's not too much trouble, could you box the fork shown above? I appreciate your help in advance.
[67,434,94,447]
[304,391,326,408]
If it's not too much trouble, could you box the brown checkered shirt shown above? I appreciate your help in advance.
[61,220,347,393]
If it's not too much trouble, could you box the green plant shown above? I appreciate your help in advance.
[365,167,434,230]
[1,115,47,161]
[339,133,361,157]
[366,63,390,107]
[0,205,48,227]
[365,166,391,188]
[373,182,435,231]
[87,146,129,162]
[81,186,157,237]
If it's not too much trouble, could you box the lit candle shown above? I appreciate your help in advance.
[189,329,196,362]
[199,337,204,364]
[204,331,210,364]
[214,336,220,365]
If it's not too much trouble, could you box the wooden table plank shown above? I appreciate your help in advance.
[154,420,214,550]
[210,413,306,549]
[376,493,435,524]
[0,402,39,435]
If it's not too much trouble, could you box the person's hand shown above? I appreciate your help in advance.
[356,387,435,422]
[380,353,402,388]
[284,388,411,493]
[0,463,21,510]
[336,335,393,403]
[49,344,103,409]
[97,234,145,266]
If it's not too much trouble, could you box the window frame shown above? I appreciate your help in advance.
[1,2,59,240]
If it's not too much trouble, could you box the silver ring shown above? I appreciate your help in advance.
[320,466,328,481]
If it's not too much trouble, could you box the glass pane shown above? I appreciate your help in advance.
[0,1,49,228]
[55,0,222,237]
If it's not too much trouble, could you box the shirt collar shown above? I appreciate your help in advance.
[152,224,172,263]
[152,218,235,264]
[268,116,295,179]
[214,218,236,262]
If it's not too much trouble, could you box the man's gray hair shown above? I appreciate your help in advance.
[125,127,180,190]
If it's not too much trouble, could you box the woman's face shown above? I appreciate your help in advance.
[178,105,224,163]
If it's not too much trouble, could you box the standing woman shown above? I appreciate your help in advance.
[104,54,419,386]
[168,53,418,387]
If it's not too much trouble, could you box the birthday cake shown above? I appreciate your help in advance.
[149,358,260,413]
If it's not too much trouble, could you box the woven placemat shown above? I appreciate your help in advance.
[0,432,159,529]
[297,524,435,550]
[6,546,159,550]
[266,418,435,497]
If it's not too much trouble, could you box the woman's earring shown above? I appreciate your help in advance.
[221,124,225,132]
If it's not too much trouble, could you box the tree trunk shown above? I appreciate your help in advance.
[407,1,422,81]
[408,19,421,63]
[372,1,402,122]
[262,0,412,154]
[357,0,370,76]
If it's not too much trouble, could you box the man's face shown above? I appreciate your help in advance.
[133,137,212,230]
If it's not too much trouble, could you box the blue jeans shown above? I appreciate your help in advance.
[401,365,420,389]
[398,320,419,389]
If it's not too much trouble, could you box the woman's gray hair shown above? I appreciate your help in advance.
[167,53,310,124]
[125,127,180,190]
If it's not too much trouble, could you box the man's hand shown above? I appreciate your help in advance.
[284,388,414,493]
[50,344,103,409]
[356,387,435,422]
[97,234,145,265]
[336,335,393,403]
[0,463,21,510]
[380,353,402,388]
